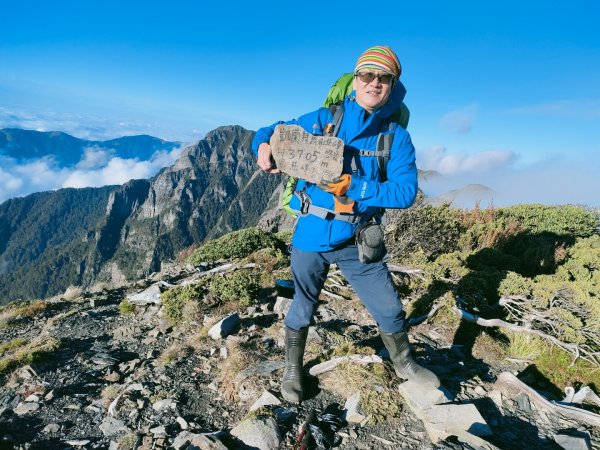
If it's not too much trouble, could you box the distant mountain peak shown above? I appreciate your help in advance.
[0,127,180,167]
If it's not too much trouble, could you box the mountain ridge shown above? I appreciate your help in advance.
[0,125,282,303]
[0,128,180,167]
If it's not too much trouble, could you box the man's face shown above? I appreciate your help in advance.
[353,71,394,113]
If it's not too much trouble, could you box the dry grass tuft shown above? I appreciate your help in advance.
[0,337,61,376]
[320,361,400,424]
[158,343,193,366]
[117,433,138,450]
[505,332,545,361]
[472,332,508,363]
[217,337,262,401]
[100,384,122,404]
[0,338,28,356]
[0,300,49,329]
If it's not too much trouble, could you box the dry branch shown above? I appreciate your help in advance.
[453,306,599,368]
[408,300,445,327]
[387,263,427,281]
[495,372,600,427]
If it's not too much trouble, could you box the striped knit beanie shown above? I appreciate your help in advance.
[354,45,401,78]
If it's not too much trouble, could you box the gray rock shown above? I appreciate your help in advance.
[14,402,40,415]
[112,324,142,342]
[235,360,285,381]
[274,297,292,318]
[249,390,282,412]
[176,416,189,430]
[65,440,91,447]
[17,365,38,380]
[316,306,337,322]
[24,394,40,402]
[150,425,167,437]
[127,282,172,305]
[119,358,140,373]
[238,384,259,402]
[230,416,282,450]
[422,403,492,443]
[554,433,592,450]
[488,390,503,409]
[142,305,161,320]
[515,392,532,412]
[126,383,145,392]
[92,352,119,367]
[99,417,127,437]
[42,423,61,433]
[152,398,177,411]
[208,313,241,340]
[473,385,487,396]
[85,405,101,414]
[397,381,493,445]
[344,392,368,424]
[172,431,228,450]
[397,381,452,411]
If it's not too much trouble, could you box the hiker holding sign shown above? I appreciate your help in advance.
[252,46,440,403]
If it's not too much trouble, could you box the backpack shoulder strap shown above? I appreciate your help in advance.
[328,103,345,137]
[375,121,396,182]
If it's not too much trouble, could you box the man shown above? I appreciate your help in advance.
[252,46,440,403]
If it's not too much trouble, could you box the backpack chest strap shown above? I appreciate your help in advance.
[356,149,391,157]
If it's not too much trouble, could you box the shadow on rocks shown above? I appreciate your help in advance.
[0,414,50,450]
[470,397,563,449]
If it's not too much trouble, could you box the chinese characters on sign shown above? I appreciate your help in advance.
[269,124,344,184]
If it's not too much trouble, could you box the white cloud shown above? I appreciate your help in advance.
[418,145,516,175]
[439,104,479,133]
[418,151,600,208]
[76,148,114,170]
[509,99,600,118]
[0,106,204,143]
[0,167,24,192]
[0,147,183,204]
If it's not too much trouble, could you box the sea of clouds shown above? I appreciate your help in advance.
[1,104,598,208]
[0,106,194,204]
[417,145,600,208]
[0,146,184,204]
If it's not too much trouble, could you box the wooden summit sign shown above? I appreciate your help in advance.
[269,124,344,184]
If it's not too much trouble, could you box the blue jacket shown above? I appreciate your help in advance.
[252,81,418,252]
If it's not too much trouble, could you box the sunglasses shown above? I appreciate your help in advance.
[355,72,395,84]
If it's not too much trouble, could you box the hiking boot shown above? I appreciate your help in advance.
[380,330,440,388]
[281,325,308,403]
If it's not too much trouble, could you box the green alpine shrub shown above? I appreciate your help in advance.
[186,227,285,265]
[498,204,598,237]
[210,271,260,307]
[161,282,207,325]
[386,204,464,259]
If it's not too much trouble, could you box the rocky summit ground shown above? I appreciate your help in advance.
[0,264,598,450]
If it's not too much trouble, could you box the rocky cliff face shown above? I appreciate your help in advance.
[0,125,283,303]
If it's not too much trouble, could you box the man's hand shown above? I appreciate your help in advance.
[333,195,355,214]
[257,142,281,174]
[319,174,352,196]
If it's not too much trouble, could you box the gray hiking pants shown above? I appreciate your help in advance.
[285,244,406,333]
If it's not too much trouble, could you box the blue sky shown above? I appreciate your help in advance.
[1,1,599,206]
